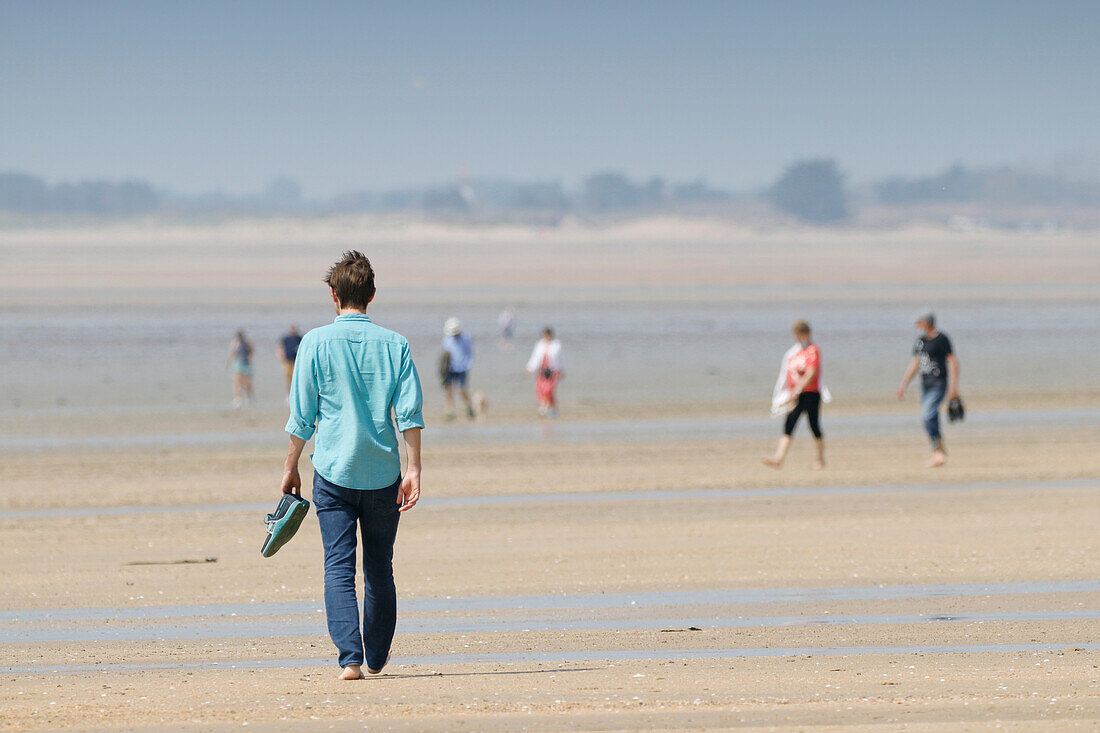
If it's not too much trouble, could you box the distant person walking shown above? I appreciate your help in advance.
[281,250,424,681]
[526,327,563,418]
[441,317,475,420]
[498,306,516,345]
[277,324,303,395]
[897,311,959,468]
[764,320,828,470]
[228,329,254,408]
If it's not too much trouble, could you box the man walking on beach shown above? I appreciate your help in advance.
[897,311,959,467]
[280,251,424,680]
[277,324,302,395]
[441,317,475,420]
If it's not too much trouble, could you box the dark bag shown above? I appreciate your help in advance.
[541,367,553,379]
[438,351,451,386]
[947,396,965,423]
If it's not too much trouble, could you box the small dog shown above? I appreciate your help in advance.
[472,390,488,419]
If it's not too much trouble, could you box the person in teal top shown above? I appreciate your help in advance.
[285,314,424,489]
[280,250,424,681]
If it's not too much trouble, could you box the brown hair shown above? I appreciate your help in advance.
[791,320,811,336]
[325,251,376,309]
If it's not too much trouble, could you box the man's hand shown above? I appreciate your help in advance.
[397,470,420,512]
[898,357,919,401]
[946,354,960,402]
[281,466,301,497]
[398,427,422,512]
[281,435,307,497]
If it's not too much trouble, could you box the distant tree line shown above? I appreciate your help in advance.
[875,164,1100,206]
[0,172,159,214]
[329,174,728,214]
[3,162,1099,220]
[0,170,732,216]
[770,159,847,223]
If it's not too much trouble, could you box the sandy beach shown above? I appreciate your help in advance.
[2,414,1098,729]
[2,217,1098,730]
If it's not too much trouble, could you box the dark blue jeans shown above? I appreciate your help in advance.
[313,472,401,669]
[920,381,947,447]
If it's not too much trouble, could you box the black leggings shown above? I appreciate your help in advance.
[784,391,822,438]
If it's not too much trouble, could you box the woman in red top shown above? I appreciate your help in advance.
[764,320,825,470]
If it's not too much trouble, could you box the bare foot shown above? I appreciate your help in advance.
[812,461,825,471]
[762,457,782,469]
[339,665,363,680]
[927,450,946,468]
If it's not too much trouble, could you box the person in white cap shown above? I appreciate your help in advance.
[897,310,959,467]
[441,317,475,420]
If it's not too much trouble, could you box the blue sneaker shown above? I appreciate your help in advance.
[261,494,310,558]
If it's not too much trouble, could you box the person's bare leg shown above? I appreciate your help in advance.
[339,664,363,680]
[444,384,456,419]
[232,374,243,407]
[812,438,825,470]
[244,376,254,404]
[460,388,474,418]
[928,439,947,467]
[763,435,791,468]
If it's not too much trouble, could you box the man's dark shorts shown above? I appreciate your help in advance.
[444,370,468,388]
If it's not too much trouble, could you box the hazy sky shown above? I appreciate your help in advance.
[2,1,1098,196]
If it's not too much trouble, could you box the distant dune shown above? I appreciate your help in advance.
[2,214,1097,307]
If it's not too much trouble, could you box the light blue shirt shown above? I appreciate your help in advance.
[286,314,424,490]
[441,332,473,373]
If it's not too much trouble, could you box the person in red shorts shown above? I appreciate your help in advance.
[764,320,826,470]
[525,327,563,418]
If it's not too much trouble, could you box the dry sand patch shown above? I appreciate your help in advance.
[2,650,1097,730]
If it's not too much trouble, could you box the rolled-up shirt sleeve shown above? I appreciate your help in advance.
[393,341,425,432]
[285,336,320,441]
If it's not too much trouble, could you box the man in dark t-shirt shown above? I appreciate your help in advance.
[897,311,960,467]
[278,325,303,395]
